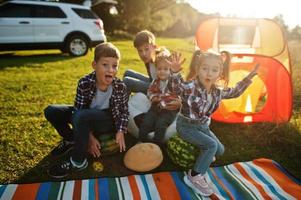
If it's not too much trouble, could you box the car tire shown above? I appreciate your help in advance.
[65,35,89,56]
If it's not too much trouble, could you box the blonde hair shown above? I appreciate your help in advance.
[154,47,171,66]
[186,50,231,87]
[133,30,156,48]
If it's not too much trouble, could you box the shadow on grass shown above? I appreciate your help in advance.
[0,52,74,70]
[15,134,181,184]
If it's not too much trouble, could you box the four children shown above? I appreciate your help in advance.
[45,30,259,197]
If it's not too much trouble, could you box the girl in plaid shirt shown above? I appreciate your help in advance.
[171,50,259,196]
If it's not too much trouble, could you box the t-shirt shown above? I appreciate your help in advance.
[89,85,112,110]
[159,79,168,93]
[149,63,157,80]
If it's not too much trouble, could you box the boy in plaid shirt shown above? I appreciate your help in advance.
[44,42,129,178]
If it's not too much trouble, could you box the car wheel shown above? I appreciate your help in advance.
[66,35,88,56]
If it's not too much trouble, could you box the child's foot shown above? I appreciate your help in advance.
[48,157,88,178]
[183,170,213,196]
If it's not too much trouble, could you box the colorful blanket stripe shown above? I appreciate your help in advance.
[1,158,300,200]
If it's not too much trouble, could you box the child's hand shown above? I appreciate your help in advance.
[168,52,186,73]
[248,63,260,79]
[165,97,182,111]
[116,131,126,152]
[88,132,101,158]
[151,96,161,103]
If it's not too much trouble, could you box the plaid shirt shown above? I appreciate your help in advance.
[147,75,179,102]
[74,71,129,133]
[171,74,252,123]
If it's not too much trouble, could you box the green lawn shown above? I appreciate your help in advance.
[0,38,301,184]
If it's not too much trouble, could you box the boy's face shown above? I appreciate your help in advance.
[92,57,119,90]
[136,43,156,64]
[156,61,170,81]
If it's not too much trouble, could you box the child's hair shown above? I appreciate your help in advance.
[94,42,120,62]
[186,50,231,87]
[133,30,156,48]
[154,47,171,66]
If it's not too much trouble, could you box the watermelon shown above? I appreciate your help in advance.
[167,133,200,168]
[96,134,119,155]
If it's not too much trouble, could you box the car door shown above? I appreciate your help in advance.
[32,5,71,43]
[0,2,34,44]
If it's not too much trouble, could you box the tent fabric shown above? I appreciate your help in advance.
[195,17,292,123]
[1,158,301,199]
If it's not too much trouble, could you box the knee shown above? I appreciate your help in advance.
[44,105,56,121]
[72,110,87,125]
[207,139,218,152]
[217,144,225,156]
[123,70,130,78]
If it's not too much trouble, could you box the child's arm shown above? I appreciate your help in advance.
[114,82,129,152]
[222,63,260,99]
[74,79,89,110]
[245,63,260,80]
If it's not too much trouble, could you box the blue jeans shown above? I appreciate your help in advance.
[138,105,177,143]
[44,105,115,162]
[176,116,225,175]
[123,69,150,95]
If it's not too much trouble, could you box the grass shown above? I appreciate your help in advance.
[0,38,301,184]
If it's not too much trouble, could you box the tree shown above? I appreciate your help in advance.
[273,15,289,39]
[290,25,301,41]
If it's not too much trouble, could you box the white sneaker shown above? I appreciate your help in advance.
[183,170,213,197]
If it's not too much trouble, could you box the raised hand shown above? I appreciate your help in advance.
[167,52,186,73]
[248,63,260,79]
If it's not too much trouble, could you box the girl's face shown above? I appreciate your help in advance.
[156,60,170,81]
[136,43,156,64]
[92,57,119,90]
[197,57,222,89]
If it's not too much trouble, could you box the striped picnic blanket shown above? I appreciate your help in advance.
[1,158,300,200]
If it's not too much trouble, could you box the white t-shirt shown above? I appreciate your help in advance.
[90,85,112,110]
[149,63,157,80]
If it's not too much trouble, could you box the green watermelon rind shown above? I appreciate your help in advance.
[167,133,199,168]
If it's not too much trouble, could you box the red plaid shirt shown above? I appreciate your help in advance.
[74,71,129,133]
[147,76,179,103]
[171,73,252,123]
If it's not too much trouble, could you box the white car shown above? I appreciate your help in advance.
[0,0,107,56]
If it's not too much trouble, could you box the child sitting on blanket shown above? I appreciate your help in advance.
[44,42,129,178]
[138,49,181,144]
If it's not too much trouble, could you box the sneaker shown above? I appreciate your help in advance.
[51,140,74,157]
[212,156,216,162]
[183,170,213,196]
[48,157,88,178]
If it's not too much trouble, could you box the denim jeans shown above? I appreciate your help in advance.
[123,69,151,95]
[138,105,177,143]
[44,105,115,162]
[176,116,225,175]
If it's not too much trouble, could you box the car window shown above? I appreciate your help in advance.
[0,3,32,18]
[72,8,97,19]
[33,5,67,18]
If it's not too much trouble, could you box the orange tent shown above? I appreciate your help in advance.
[195,17,292,123]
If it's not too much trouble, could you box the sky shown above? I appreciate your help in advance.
[185,0,300,29]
